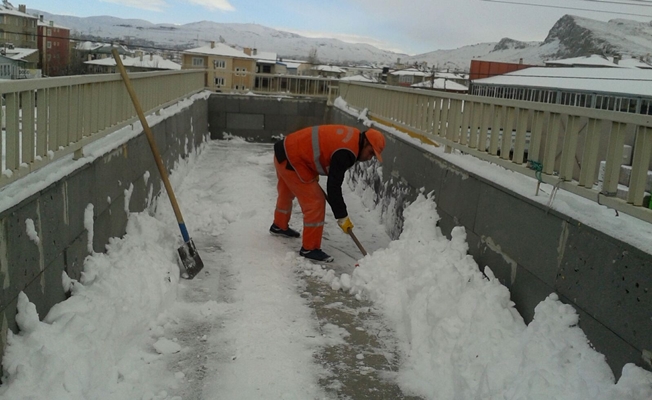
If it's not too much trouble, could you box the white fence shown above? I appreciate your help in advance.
[0,69,205,189]
[5,73,649,224]
[339,81,652,224]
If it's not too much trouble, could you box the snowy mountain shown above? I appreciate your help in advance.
[31,10,652,71]
[406,15,652,71]
[31,10,407,65]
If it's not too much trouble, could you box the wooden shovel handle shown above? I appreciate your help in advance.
[112,49,189,241]
[347,228,368,256]
[319,186,368,257]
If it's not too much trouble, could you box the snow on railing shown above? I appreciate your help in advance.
[0,69,205,190]
[339,81,652,224]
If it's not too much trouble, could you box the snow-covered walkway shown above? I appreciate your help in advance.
[1,137,651,400]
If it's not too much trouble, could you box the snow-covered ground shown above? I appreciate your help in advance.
[1,132,650,399]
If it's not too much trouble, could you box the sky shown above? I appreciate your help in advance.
[22,0,652,55]
[0,92,651,399]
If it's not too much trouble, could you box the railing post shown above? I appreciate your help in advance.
[579,119,601,188]
[543,113,562,175]
[602,122,628,195]
[559,115,582,181]
[22,90,35,165]
[5,92,19,171]
[512,108,528,164]
[628,126,652,206]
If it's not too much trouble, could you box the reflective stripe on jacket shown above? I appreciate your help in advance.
[284,125,360,183]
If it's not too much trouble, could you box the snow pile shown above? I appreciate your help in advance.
[0,214,180,399]
[346,192,652,400]
[295,190,652,399]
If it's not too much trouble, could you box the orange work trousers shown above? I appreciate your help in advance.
[273,157,325,250]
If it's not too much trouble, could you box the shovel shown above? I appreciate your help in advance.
[112,48,204,279]
[320,187,367,258]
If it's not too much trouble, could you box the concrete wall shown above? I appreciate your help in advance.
[1,93,649,379]
[208,94,332,141]
[0,98,209,358]
[207,94,651,377]
[327,109,651,378]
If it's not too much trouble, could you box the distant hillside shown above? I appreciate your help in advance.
[407,15,652,72]
[31,10,407,65]
[30,11,652,70]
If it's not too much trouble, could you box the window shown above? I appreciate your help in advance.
[47,41,51,48]
[235,67,241,76]
[213,59,225,69]
[214,77,225,86]
[398,75,414,84]
[192,57,204,67]
[47,29,52,36]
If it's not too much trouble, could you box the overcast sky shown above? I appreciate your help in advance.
[25,0,652,55]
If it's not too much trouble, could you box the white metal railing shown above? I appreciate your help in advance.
[252,73,339,98]
[0,69,205,189]
[209,70,339,99]
[339,81,652,223]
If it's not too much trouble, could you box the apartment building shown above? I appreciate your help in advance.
[182,41,256,92]
[37,15,69,76]
[0,3,37,49]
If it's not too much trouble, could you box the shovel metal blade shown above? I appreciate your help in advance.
[177,238,204,279]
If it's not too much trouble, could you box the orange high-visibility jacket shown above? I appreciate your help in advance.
[284,125,361,183]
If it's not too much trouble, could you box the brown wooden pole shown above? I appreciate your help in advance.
[111,49,188,238]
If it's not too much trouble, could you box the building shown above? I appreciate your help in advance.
[340,74,378,83]
[310,65,347,79]
[0,2,37,49]
[345,65,383,81]
[278,59,303,75]
[386,67,430,87]
[0,52,19,78]
[75,42,130,61]
[244,48,286,74]
[469,59,535,81]
[84,52,180,73]
[411,78,468,93]
[470,66,652,114]
[37,15,70,76]
[0,45,38,78]
[182,41,256,92]
[544,54,623,68]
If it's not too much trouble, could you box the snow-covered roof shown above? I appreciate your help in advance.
[76,41,96,51]
[313,65,347,73]
[2,47,38,61]
[545,55,623,68]
[391,68,430,77]
[257,59,277,65]
[255,51,276,62]
[435,72,468,80]
[279,61,301,69]
[279,58,307,64]
[473,67,652,97]
[0,5,36,18]
[85,55,181,70]
[412,78,468,91]
[340,74,377,83]
[618,58,652,69]
[184,43,253,59]
[75,42,130,55]
[38,20,68,29]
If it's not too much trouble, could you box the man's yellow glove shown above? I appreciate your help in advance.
[337,217,354,233]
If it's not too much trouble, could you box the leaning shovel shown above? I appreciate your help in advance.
[320,187,367,258]
[112,48,204,279]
